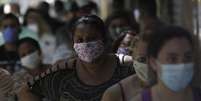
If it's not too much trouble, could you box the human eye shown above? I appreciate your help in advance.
[167,55,178,64]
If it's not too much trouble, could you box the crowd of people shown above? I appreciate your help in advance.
[0,0,200,101]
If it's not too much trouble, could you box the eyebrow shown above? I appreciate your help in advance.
[167,50,193,57]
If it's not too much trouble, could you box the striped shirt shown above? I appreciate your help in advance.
[29,57,134,101]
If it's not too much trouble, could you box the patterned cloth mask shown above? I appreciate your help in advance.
[74,40,104,63]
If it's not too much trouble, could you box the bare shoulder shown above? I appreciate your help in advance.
[121,75,142,90]
[101,75,143,101]
[122,75,137,84]
[128,75,143,90]
[122,75,143,100]
[101,83,122,101]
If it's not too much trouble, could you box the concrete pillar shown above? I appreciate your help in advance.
[172,0,193,32]
[100,0,112,20]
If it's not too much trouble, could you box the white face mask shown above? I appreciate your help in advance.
[27,23,39,34]
[133,60,149,82]
[158,62,194,92]
[21,51,41,69]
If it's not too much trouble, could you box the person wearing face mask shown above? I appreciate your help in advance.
[131,26,201,101]
[75,0,98,17]
[17,15,134,101]
[102,33,152,101]
[0,13,21,74]
[13,38,50,99]
[22,8,59,65]
[105,11,139,42]
[21,8,51,39]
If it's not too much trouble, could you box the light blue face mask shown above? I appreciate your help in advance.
[158,62,194,92]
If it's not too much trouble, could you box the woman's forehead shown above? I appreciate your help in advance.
[159,38,193,55]
[75,24,101,35]
[76,23,99,31]
[19,42,35,50]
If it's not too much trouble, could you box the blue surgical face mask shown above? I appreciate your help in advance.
[3,27,18,43]
[158,62,194,92]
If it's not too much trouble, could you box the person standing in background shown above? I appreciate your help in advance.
[21,8,51,40]
[105,11,139,42]
[14,37,50,101]
[0,13,21,74]
[22,7,56,65]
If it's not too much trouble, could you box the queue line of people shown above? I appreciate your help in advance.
[0,0,200,101]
